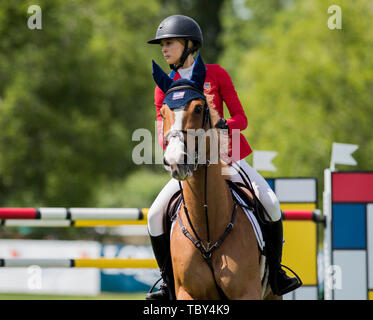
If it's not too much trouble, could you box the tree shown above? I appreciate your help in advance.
[219,0,291,77]
[0,0,162,206]
[220,0,373,183]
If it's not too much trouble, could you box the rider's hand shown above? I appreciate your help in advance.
[214,118,229,130]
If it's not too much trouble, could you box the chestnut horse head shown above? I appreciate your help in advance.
[152,54,223,181]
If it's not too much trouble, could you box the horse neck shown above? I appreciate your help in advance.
[182,161,233,242]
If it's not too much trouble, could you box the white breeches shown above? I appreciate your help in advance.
[147,159,282,236]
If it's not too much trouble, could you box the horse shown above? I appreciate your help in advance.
[152,54,281,300]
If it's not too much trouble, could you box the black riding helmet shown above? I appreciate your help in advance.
[148,15,203,71]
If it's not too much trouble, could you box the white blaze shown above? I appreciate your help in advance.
[164,109,185,166]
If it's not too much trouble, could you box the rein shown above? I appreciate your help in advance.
[174,101,216,253]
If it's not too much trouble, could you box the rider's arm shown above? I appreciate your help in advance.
[154,85,166,149]
[217,65,248,132]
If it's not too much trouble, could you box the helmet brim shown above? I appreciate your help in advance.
[147,35,201,45]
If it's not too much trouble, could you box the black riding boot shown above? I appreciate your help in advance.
[266,219,302,296]
[146,234,173,300]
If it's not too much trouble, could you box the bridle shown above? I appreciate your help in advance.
[162,85,212,170]
[162,85,238,300]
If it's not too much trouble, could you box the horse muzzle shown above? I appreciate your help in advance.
[164,156,193,180]
[171,163,193,180]
[163,134,195,180]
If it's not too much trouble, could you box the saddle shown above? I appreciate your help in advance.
[163,189,182,242]
[226,180,270,228]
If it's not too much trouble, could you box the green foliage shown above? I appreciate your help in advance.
[0,0,162,206]
[94,168,170,208]
[1,0,372,215]
[219,0,290,77]
[220,0,373,182]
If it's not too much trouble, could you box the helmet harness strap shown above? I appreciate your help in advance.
[170,39,200,71]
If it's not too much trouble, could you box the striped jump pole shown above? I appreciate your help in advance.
[1,219,148,227]
[0,258,157,269]
[0,208,149,227]
[0,208,145,220]
[282,209,325,224]
[0,208,323,227]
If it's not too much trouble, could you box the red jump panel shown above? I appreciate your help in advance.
[332,172,373,202]
[0,208,38,219]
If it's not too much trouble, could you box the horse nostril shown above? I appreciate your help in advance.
[170,164,179,176]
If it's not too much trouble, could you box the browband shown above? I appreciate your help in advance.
[165,85,205,97]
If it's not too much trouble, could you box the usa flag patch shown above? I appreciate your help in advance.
[172,91,185,100]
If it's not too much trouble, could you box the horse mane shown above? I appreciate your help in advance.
[207,103,231,179]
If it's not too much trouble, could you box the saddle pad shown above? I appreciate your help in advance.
[231,189,265,251]
[170,201,182,236]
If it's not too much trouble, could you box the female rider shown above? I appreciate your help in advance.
[146,15,300,299]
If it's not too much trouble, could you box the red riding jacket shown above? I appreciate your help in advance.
[154,64,252,160]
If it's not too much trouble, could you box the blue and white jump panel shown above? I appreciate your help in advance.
[329,172,373,300]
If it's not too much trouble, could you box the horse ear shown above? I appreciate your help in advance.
[152,60,173,93]
[190,53,206,90]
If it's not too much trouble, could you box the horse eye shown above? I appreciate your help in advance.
[194,105,202,115]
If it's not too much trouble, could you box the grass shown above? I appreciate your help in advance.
[0,292,147,300]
